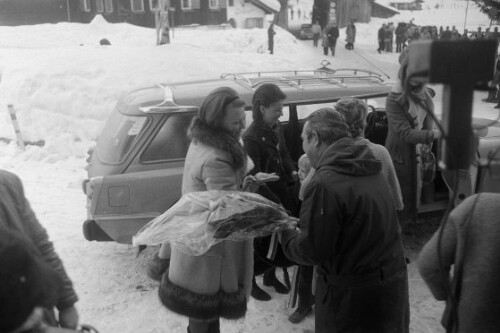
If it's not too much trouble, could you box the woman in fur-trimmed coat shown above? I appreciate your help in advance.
[159,87,257,333]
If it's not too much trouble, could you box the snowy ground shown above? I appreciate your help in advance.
[0,1,496,332]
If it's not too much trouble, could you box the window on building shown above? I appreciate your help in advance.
[131,0,145,12]
[209,0,219,9]
[80,0,91,12]
[245,17,263,29]
[181,0,191,10]
[95,0,104,13]
[228,0,233,6]
[150,0,160,11]
[104,0,113,12]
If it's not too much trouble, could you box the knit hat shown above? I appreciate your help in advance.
[198,87,245,130]
[0,228,61,333]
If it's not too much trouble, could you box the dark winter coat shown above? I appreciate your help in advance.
[243,121,297,271]
[385,91,435,222]
[417,193,500,333]
[281,137,408,333]
[159,122,253,321]
[346,23,356,44]
[0,170,78,311]
[378,26,385,41]
[327,26,339,45]
[242,121,296,209]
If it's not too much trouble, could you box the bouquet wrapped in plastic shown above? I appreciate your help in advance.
[132,190,297,256]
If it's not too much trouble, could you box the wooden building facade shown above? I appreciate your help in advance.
[331,0,372,29]
[72,0,229,27]
[0,0,68,26]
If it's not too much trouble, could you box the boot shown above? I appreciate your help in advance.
[146,253,170,281]
[288,306,313,324]
[251,277,271,301]
[209,320,220,333]
[263,269,289,294]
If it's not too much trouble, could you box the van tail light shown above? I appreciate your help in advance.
[82,179,89,195]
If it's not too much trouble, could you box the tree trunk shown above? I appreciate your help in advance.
[276,0,288,29]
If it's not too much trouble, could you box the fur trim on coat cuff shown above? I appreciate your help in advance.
[159,271,247,321]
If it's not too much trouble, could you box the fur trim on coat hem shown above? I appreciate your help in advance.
[159,271,247,321]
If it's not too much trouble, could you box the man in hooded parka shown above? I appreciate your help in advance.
[280,108,409,333]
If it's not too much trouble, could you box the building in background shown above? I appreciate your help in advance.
[226,0,279,29]
[0,0,69,25]
[385,0,421,11]
[371,0,400,19]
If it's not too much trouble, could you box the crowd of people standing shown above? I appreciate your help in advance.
[378,21,500,54]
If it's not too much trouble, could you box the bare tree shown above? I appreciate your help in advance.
[471,0,500,21]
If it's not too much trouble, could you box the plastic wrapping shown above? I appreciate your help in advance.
[132,190,297,256]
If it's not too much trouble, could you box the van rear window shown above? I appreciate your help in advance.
[96,112,148,163]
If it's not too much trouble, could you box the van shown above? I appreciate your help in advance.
[82,64,500,244]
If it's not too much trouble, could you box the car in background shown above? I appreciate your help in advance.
[298,23,314,40]
[82,64,500,244]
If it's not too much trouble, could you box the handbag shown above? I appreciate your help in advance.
[421,144,436,185]
[364,107,388,145]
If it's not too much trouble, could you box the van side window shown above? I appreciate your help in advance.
[141,114,193,162]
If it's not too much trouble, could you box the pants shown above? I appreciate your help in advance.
[313,33,320,47]
[315,269,409,333]
[396,41,402,52]
[378,40,385,52]
[384,39,392,52]
[297,265,314,309]
[268,40,274,54]
[323,46,329,55]
[329,39,337,56]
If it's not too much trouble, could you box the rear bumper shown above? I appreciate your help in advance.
[83,215,157,244]
[83,220,114,242]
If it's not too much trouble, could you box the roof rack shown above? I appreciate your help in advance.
[220,67,386,90]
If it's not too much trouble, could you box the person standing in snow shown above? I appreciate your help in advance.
[335,98,404,212]
[158,87,259,333]
[395,23,405,53]
[279,108,409,333]
[321,29,330,56]
[268,22,276,55]
[345,20,356,50]
[327,23,339,56]
[0,170,79,330]
[312,20,321,47]
[288,154,315,324]
[377,23,386,53]
[385,56,441,225]
[243,83,298,302]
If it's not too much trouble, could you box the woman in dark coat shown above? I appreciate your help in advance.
[385,56,441,224]
[243,83,299,301]
[268,23,276,54]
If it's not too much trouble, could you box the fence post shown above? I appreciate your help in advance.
[7,104,25,150]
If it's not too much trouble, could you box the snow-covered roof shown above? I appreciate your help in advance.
[389,0,417,4]
[373,0,400,14]
[252,0,280,13]
[377,0,415,5]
